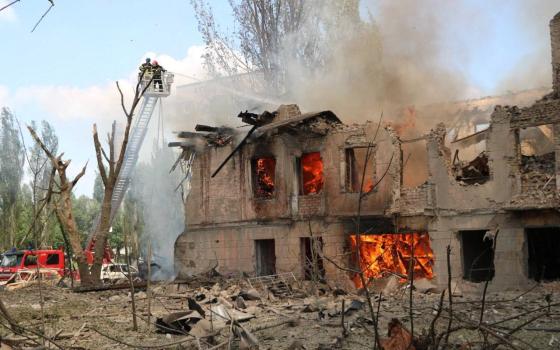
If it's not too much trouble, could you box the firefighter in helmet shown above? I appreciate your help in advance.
[152,60,166,92]
[139,58,153,80]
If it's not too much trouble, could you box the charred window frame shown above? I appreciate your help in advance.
[297,152,324,195]
[251,156,276,199]
[344,146,377,193]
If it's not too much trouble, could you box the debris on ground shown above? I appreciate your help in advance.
[0,274,558,349]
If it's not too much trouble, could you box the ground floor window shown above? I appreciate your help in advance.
[255,239,276,276]
[349,233,434,288]
[526,227,560,281]
[300,237,325,280]
[460,230,495,282]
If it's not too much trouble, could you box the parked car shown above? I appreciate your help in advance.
[101,263,138,283]
[0,249,65,281]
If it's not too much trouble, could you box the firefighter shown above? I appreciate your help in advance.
[152,60,166,91]
[139,58,153,80]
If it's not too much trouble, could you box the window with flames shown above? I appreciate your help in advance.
[298,152,324,195]
[349,233,435,288]
[252,157,276,199]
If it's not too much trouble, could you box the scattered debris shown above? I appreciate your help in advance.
[155,310,203,334]
[380,319,416,350]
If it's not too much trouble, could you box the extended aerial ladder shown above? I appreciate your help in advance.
[85,71,174,255]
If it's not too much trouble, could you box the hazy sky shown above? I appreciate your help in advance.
[1,0,559,196]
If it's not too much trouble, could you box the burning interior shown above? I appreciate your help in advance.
[253,157,276,198]
[349,233,435,288]
[299,152,324,195]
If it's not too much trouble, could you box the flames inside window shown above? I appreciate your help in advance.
[300,152,324,195]
[253,157,276,198]
[346,147,375,193]
[349,233,434,288]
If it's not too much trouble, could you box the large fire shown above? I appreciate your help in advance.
[255,157,275,198]
[301,152,324,194]
[349,233,434,288]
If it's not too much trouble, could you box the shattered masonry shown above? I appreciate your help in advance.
[170,11,560,290]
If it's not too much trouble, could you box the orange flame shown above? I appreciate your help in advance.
[255,158,275,198]
[362,179,374,193]
[301,152,324,194]
[391,106,417,137]
[349,233,434,288]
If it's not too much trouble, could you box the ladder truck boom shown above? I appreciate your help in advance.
[85,71,174,252]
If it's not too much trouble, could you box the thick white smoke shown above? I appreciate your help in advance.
[132,142,184,280]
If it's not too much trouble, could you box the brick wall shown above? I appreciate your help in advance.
[298,195,323,217]
[551,12,560,96]
[174,220,350,283]
[397,184,431,215]
[512,100,560,128]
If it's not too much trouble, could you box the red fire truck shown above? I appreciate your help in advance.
[0,249,65,281]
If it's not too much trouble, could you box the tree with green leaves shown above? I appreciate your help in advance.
[0,107,25,250]
[26,120,58,247]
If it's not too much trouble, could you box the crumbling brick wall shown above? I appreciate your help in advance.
[396,184,432,216]
[551,12,560,97]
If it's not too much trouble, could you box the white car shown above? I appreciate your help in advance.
[101,263,138,283]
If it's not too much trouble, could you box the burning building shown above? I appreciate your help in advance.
[170,12,560,290]
[170,105,404,284]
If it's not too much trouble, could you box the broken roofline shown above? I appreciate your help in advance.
[168,107,343,149]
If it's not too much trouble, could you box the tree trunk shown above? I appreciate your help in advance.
[55,190,94,285]
[89,185,113,284]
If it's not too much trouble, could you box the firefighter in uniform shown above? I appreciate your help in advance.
[152,60,166,92]
[139,58,153,80]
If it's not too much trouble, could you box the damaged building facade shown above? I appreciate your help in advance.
[171,12,560,290]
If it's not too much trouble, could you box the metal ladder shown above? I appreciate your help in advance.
[109,95,158,222]
[86,95,159,247]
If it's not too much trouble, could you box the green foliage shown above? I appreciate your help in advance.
[0,107,25,249]
[93,170,104,204]
[72,194,99,244]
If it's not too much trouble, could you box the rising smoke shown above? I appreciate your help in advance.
[282,0,470,123]
[133,1,560,277]
[131,141,184,280]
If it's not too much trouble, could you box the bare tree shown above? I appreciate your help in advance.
[191,0,312,93]
[190,0,379,101]
[28,74,152,286]
[27,127,91,284]
[88,74,153,285]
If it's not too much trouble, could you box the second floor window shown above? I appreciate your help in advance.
[252,157,276,198]
[298,152,324,195]
[346,147,375,193]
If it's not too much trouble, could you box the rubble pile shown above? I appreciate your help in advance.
[453,152,490,185]
[521,152,555,174]
[0,274,559,349]
[509,152,558,208]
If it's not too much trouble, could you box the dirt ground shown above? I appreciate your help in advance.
[0,277,559,349]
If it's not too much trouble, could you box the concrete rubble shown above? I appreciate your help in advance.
[0,274,559,349]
